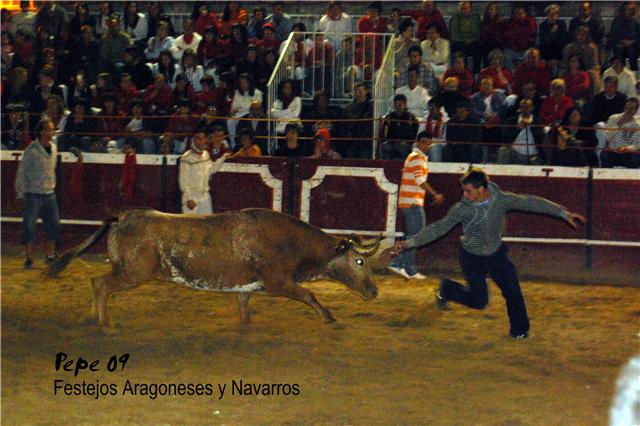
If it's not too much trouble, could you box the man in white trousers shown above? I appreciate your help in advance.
[179,128,229,214]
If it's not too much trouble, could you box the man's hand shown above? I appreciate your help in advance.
[565,212,586,229]
[187,200,197,210]
[390,241,408,257]
[431,192,444,206]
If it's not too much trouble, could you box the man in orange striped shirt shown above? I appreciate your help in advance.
[388,131,444,280]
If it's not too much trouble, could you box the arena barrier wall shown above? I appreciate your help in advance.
[2,151,638,285]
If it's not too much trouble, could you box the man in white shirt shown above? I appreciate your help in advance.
[11,1,36,35]
[395,65,431,121]
[317,1,352,49]
[602,55,637,100]
[179,129,229,214]
[601,97,640,168]
[420,24,449,76]
[171,17,202,62]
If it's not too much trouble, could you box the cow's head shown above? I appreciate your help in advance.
[327,235,380,300]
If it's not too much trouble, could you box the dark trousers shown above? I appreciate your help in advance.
[441,244,530,336]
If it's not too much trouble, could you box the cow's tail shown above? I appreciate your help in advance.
[46,216,118,278]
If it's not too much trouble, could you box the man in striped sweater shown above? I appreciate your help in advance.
[392,168,585,339]
[388,131,444,280]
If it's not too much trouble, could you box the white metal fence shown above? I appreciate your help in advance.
[372,34,397,159]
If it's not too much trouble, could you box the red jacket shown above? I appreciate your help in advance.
[143,83,175,113]
[514,62,552,96]
[479,66,514,94]
[560,71,591,100]
[358,16,387,34]
[116,86,140,115]
[195,89,217,113]
[540,95,574,125]
[197,39,230,65]
[403,8,448,40]
[444,68,474,97]
[505,16,537,52]
[194,13,219,37]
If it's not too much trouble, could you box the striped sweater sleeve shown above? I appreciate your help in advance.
[405,202,464,248]
[503,191,568,219]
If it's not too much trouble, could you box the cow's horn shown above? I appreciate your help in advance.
[352,235,382,256]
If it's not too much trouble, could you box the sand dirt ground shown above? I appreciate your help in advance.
[2,254,639,426]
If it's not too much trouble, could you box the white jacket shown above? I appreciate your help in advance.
[179,149,226,205]
[271,96,302,132]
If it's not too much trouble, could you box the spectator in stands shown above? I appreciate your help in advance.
[498,99,545,165]
[30,65,64,114]
[147,1,175,39]
[479,49,514,95]
[449,1,482,74]
[386,8,402,35]
[229,23,251,64]
[218,2,249,39]
[443,52,474,98]
[122,1,148,48]
[172,73,196,109]
[2,102,30,150]
[89,71,117,108]
[231,127,262,158]
[561,54,591,105]
[69,2,95,36]
[143,73,175,133]
[172,18,202,62]
[301,91,338,138]
[99,15,132,73]
[177,49,204,92]
[393,18,420,70]
[274,123,311,157]
[548,107,592,167]
[351,33,383,82]
[122,46,153,90]
[213,71,234,118]
[470,75,507,161]
[206,124,232,160]
[504,4,537,68]
[35,1,67,39]
[95,1,113,39]
[123,100,156,154]
[569,2,605,52]
[538,4,570,77]
[396,65,431,120]
[194,75,217,114]
[58,97,94,152]
[309,128,341,160]
[603,55,637,100]
[444,100,482,163]
[480,2,506,64]
[600,97,640,168]
[197,26,228,69]
[228,73,263,147]
[358,2,386,34]
[422,98,449,162]
[506,81,543,118]
[403,0,448,40]
[247,6,267,40]
[265,1,292,43]
[434,76,467,118]
[271,78,302,135]
[145,21,175,62]
[338,81,373,158]
[563,25,601,92]
[540,79,574,126]
[95,95,124,152]
[152,49,179,88]
[235,44,259,82]
[335,36,355,95]
[397,46,439,95]
[306,32,334,92]
[198,103,225,133]
[381,93,419,160]
[256,22,279,55]
[236,100,268,154]
[514,48,551,96]
[163,98,199,154]
[587,75,627,126]
[12,1,37,36]
[193,3,219,37]
[53,26,74,87]
[116,73,140,115]
[3,66,30,106]
[72,25,99,84]
[68,70,90,108]
[317,1,353,50]
[420,24,449,76]
[607,2,640,72]
[12,29,34,74]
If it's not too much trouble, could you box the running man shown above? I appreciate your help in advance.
[392,167,586,339]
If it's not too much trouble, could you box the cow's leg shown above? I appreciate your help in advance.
[267,282,336,323]
[90,273,136,332]
[237,293,251,324]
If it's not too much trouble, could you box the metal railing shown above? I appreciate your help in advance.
[372,33,397,159]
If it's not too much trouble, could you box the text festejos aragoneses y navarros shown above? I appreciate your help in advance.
[53,352,300,400]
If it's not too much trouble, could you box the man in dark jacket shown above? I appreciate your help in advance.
[381,94,419,160]
[498,99,546,165]
[337,82,373,159]
[444,100,482,163]
[123,46,154,91]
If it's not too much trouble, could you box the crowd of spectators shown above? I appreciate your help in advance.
[1,1,640,167]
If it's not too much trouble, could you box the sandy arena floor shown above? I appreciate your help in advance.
[1,254,639,426]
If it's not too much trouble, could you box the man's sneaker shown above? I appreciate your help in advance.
[435,288,449,310]
[511,332,529,339]
[45,254,59,265]
[387,265,407,278]
[407,272,427,280]
[23,258,33,270]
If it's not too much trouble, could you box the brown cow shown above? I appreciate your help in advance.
[47,208,380,330]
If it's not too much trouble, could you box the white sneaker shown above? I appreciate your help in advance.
[407,272,427,280]
[387,265,406,277]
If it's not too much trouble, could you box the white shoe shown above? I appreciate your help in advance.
[407,272,427,280]
[387,265,406,278]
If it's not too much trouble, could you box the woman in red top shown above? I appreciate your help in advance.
[504,4,537,68]
[540,79,574,125]
[197,26,229,67]
[479,49,514,94]
[194,3,219,37]
[560,54,591,104]
[217,1,249,38]
[358,2,386,34]
[444,52,474,97]
[480,2,506,60]
[116,73,140,115]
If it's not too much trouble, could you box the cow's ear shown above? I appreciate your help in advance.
[335,239,351,254]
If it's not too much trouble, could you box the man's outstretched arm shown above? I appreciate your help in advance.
[392,203,463,255]
[506,192,586,228]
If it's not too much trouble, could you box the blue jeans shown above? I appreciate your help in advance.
[392,205,426,275]
[21,193,60,245]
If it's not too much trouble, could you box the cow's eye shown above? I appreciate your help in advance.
[355,258,364,266]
